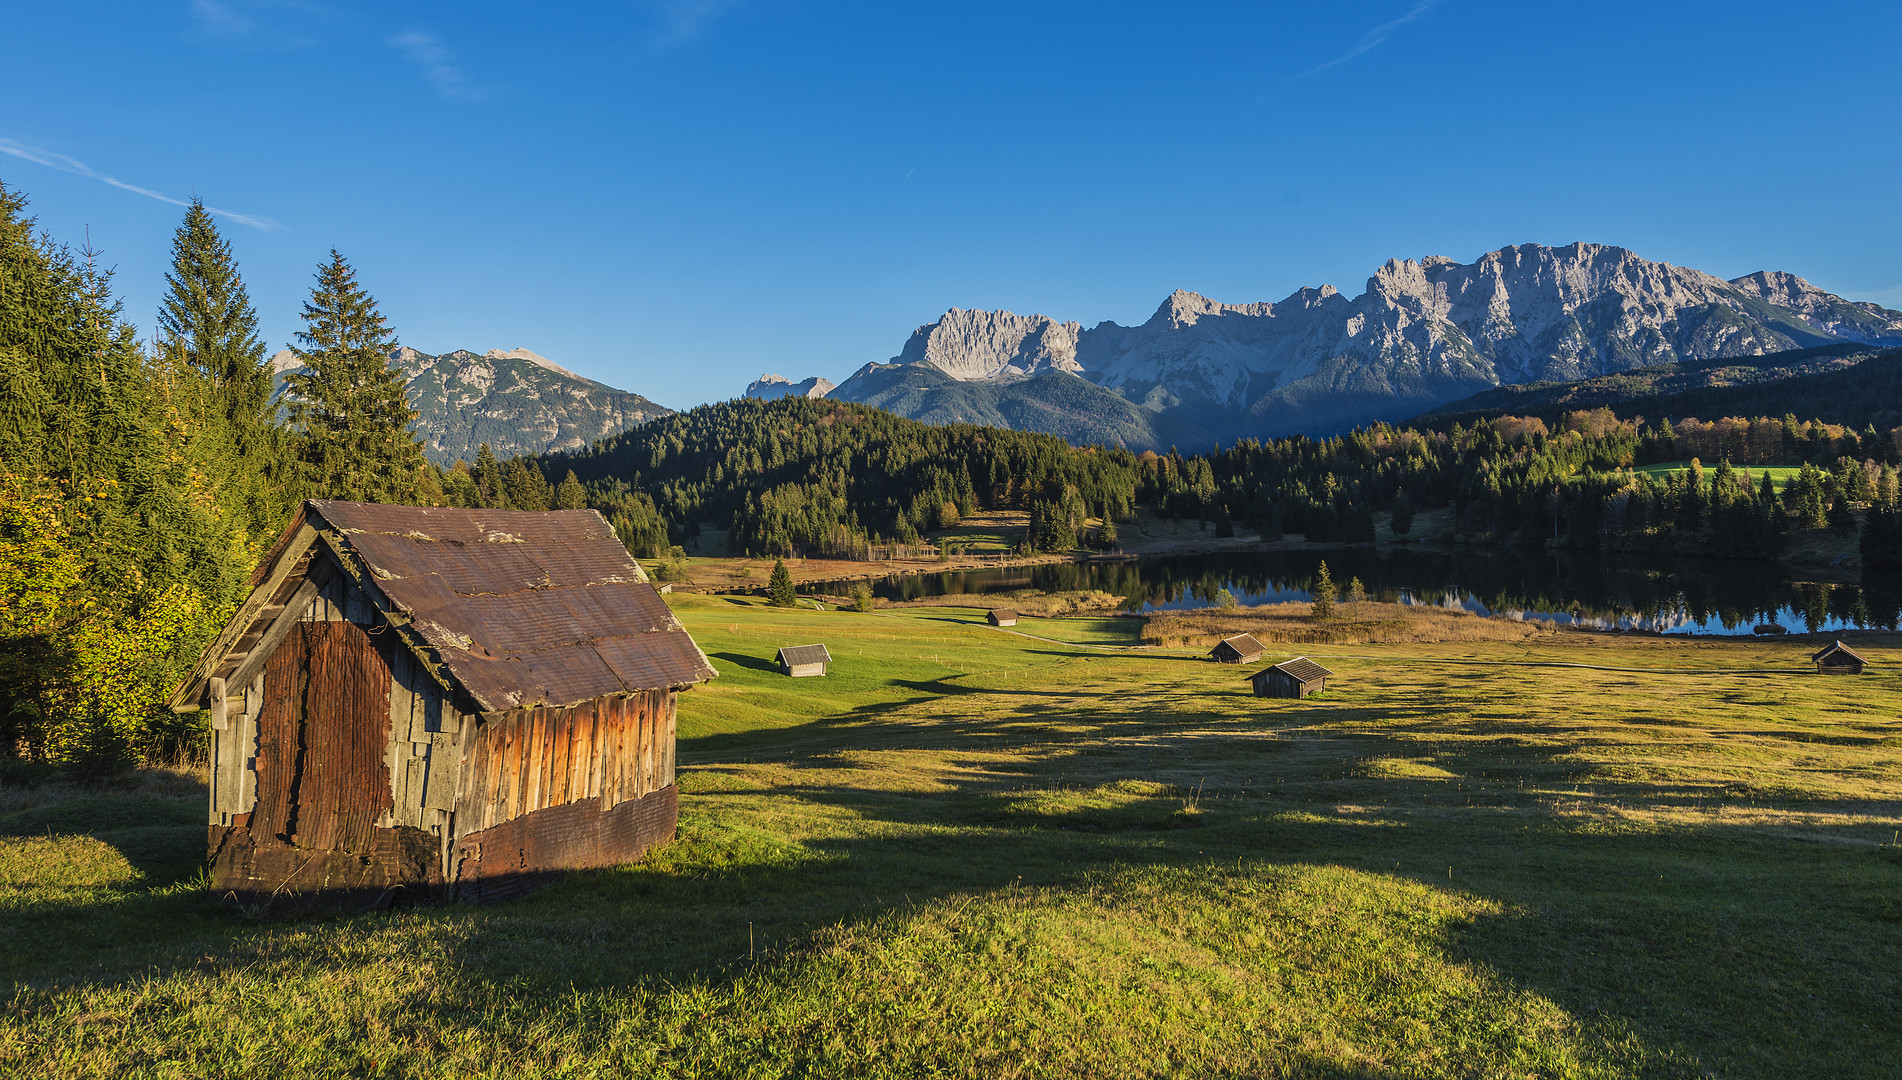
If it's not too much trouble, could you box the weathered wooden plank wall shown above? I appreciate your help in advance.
[459,689,675,834]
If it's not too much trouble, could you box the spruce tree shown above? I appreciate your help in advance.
[472,443,503,506]
[283,251,426,503]
[555,469,587,510]
[155,198,288,533]
[767,558,797,607]
[1310,561,1337,620]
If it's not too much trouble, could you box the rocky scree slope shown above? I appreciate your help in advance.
[273,345,671,464]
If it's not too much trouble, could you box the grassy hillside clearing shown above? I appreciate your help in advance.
[4,595,1902,1077]
[1631,462,1804,488]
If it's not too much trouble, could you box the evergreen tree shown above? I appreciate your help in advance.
[1348,576,1368,612]
[472,443,502,506]
[282,251,426,503]
[0,180,243,764]
[1390,493,1415,535]
[1310,561,1337,620]
[154,199,289,533]
[767,558,797,607]
[555,469,587,510]
[503,458,552,511]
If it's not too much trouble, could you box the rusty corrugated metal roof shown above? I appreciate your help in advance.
[310,501,716,710]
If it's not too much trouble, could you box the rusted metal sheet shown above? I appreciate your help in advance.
[452,784,677,904]
[292,621,393,852]
[310,502,716,710]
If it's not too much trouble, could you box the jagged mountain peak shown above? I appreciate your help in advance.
[745,374,835,400]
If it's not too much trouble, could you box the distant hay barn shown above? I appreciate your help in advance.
[987,609,1018,627]
[1812,640,1867,675]
[1209,634,1265,665]
[172,501,717,908]
[777,644,832,677]
[1250,657,1333,698]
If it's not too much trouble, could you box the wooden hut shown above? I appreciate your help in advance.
[172,501,717,908]
[1812,640,1867,675]
[1250,657,1333,698]
[777,644,832,677]
[987,609,1018,627]
[1209,633,1265,664]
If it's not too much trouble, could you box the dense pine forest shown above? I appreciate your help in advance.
[8,170,1902,768]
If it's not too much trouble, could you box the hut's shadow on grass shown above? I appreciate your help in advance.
[709,650,780,674]
[12,689,1902,1074]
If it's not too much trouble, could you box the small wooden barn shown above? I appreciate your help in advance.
[1812,640,1867,675]
[987,609,1018,627]
[171,501,717,907]
[777,644,832,677]
[1209,634,1265,664]
[1250,657,1333,698]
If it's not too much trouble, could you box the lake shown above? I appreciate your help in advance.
[839,547,1899,636]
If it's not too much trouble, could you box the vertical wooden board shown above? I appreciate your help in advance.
[535,709,554,812]
[661,691,676,789]
[585,700,604,799]
[524,710,544,816]
[492,716,513,830]
[523,710,542,815]
[550,709,571,808]
[239,674,262,816]
[600,699,619,809]
[515,711,533,820]
[634,693,650,800]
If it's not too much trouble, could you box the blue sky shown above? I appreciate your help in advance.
[6,1,1900,408]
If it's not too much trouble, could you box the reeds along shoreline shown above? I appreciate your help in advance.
[1144,600,1551,647]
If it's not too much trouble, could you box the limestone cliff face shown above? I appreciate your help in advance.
[274,346,671,463]
[836,243,1902,440]
[744,374,835,400]
[890,307,1085,382]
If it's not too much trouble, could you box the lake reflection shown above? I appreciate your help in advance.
[842,548,1901,636]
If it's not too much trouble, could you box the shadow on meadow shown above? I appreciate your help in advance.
[7,677,1902,1075]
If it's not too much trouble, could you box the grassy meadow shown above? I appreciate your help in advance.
[5,595,1902,1077]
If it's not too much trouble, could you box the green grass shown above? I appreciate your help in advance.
[925,523,1023,553]
[1632,461,1804,489]
[5,595,1902,1077]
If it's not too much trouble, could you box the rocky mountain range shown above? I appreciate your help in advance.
[761,243,1902,446]
[272,346,671,464]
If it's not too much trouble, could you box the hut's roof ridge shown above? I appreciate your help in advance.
[777,644,832,666]
[1812,639,1868,663]
[1218,633,1265,652]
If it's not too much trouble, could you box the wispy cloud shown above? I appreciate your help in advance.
[1301,0,1443,78]
[652,0,742,47]
[188,0,321,47]
[0,138,280,231]
[388,30,485,100]
[190,0,253,36]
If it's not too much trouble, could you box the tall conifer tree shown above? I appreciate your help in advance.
[155,198,288,533]
[283,251,427,502]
